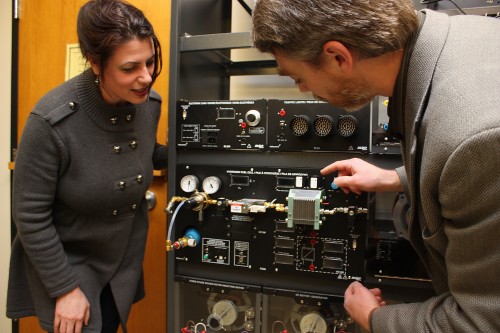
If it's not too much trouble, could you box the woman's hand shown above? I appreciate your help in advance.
[320,158,403,194]
[54,287,90,333]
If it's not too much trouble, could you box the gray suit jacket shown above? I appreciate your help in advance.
[372,10,500,332]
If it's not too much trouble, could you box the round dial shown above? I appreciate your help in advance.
[212,300,238,326]
[180,175,199,193]
[300,313,327,333]
[202,176,222,194]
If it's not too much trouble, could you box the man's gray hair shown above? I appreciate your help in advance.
[252,0,418,65]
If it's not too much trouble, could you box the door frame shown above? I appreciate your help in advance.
[8,1,169,332]
[0,0,13,331]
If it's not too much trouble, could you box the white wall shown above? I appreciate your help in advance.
[230,1,311,100]
[0,1,12,332]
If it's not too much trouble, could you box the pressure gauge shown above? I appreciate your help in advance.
[300,313,327,333]
[210,300,238,327]
[202,176,222,194]
[180,175,199,193]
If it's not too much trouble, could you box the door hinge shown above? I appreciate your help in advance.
[13,0,20,19]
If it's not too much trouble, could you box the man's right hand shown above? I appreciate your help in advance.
[320,157,403,194]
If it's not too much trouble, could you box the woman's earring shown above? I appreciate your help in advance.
[95,76,99,85]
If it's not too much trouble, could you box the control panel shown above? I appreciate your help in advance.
[176,99,373,153]
[168,99,432,333]
[176,100,267,151]
[170,164,368,289]
[267,99,370,153]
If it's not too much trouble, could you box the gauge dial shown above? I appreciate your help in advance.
[202,176,222,194]
[300,313,327,333]
[180,175,199,193]
[212,300,238,326]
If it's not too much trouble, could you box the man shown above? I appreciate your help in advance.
[252,0,500,332]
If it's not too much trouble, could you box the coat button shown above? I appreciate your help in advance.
[68,101,78,110]
[113,145,122,153]
[125,114,133,122]
[129,140,138,149]
[130,204,137,210]
[136,175,143,183]
[110,116,118,124]
[112,209,118,216]
[118,181,126,190]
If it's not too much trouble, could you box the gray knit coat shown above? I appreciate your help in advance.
[7,68,167,333]
[372,10,500,333]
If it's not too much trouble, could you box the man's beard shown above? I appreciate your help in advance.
[314,77,373,112]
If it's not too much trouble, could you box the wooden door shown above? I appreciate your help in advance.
[15,0,170,332]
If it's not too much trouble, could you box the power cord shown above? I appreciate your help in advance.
[420,0,467,15]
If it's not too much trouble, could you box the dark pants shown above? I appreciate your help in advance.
[100,283,120,333]
[48,284,120,333]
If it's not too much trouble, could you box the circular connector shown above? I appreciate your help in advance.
[313,115,334,137]
[290,115,311,136]
[244,109,261,126]
[337,115,358,137]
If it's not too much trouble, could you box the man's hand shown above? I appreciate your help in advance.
[320,158,403,194]
[54,287,90,333]
[344,281,386,332]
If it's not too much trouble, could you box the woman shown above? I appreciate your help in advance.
[6,1,166,332]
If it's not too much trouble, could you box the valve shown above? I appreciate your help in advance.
[173,228,201,250]
[167,228,201,252]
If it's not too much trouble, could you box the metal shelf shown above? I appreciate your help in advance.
[226,60,277,76]
[180,32,252,52]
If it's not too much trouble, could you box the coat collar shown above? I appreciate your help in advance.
[76,68,139,133]
[405,10,450,140]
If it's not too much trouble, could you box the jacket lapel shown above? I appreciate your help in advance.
[404,10,449,242]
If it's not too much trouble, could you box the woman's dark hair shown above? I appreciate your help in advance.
[77,0,162,84]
